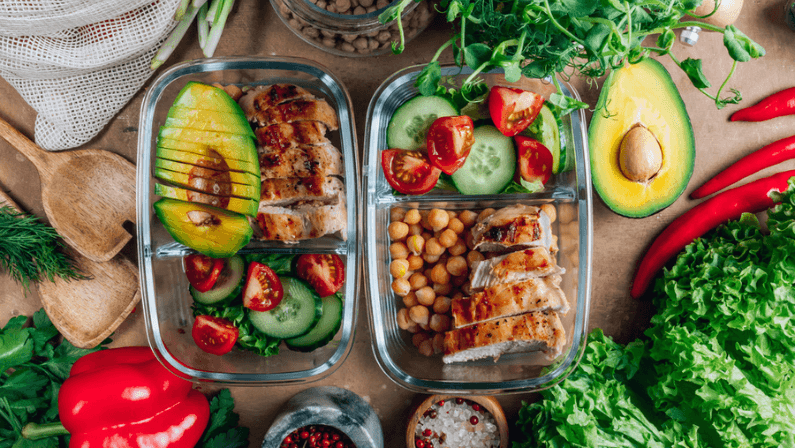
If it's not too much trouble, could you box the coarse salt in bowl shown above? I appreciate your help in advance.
[406,395,508,448]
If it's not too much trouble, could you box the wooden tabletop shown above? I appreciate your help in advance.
[2,0,795,445]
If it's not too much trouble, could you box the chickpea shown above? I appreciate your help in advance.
[466,250,485,267]
[406,322,419,333]
[540,203,557,223]
[425,237,445,256]
[558,204,576,224]
[406,234,425,255]
[447,218,465,234]
[409,305,429,326]
[389,259,410,278]
[451,275,467,287]
[408,223,423,236]
[407,254,424,271]
[388,221,409,241]
[412,332,429,348]
[432,333,445,354]
[404,208,421,224]
[421,231,433,242]
[419,322,430,331]
[408,272,428,290]
[422,252,441,264]
[446,210,457,220]
[446,256,468,277]
[416,286,436,306]
[403,291,419,308]
[391,278,411,296]
[418,339,434,357]
[390,208,406,222]
[429,263,450,285]
[423,267,434,280]
[438,229,458,248]
[433,295,451,314]
[397,308,411,330]
[432,282,452,296]
[458,210,478,227]
[428,209,450,232]
[477,208,496,222]
[448,239,467,256]
[389,241,409,259]
[430,314,451,333]
[551,234,559,253]
[353,5,366,14]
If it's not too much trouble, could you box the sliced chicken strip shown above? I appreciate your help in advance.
[255,122,330,149]
[259,142,343,179]
[238,84,316,119]
[443,311,566,363]
[259,175,343,207]
[451,275,569,329]
[472,203,553,253]
[250,99,339,130]
[256,194,347,241]
[469,247,565,291]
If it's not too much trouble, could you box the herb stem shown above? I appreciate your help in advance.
[22,422,70,440]
[541,0,585,47]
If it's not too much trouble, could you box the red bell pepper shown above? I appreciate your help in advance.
[631,170,795,299]
[730,87,795,122]
[22,347,210,448]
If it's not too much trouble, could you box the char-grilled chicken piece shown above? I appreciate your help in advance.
[248,99,339,131]
[469,247,564,291]
[238,84,316,120]
[451,275,569,329]
[255,122,330,150]
[259,175,343,207]
[259,142,342,179]
[443,311,566,363]
[256,194,347,241]
[472,204,553,253]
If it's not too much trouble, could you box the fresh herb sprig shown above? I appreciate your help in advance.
[0,206,87,292]
[380,0,765,110]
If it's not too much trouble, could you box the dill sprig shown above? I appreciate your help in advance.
[0,205,88,292]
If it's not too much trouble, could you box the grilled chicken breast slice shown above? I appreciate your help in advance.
[259,142,343,179]
[451,275,569,329]
[255,194,347,241]
[248,99,339,131]
[259,175,343,207]
[443,311,566,363]
[238,84,316,120]
[472,204,553,252]
[254,122,330,149]
[469,247,564,291]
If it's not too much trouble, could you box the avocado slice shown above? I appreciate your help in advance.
[157,128,258,166]
[164,108,254,138]
[155,146,259,175]
[155,158,260,187]
[588,58,695,218]
[153,197,253,258]
[154,168,260,201]
[154,183,257,217]
[171,82,242,113]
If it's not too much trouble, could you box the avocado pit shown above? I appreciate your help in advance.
[618,125,662,183]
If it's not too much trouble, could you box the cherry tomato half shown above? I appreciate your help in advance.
[426,115,475,175]
[515,136,553,186]
[192,315,239,356]
[488,86,545,137]
[184,254,224,293]
[242,262,284,311]
[381,149,441,195]
[296,254,345,297]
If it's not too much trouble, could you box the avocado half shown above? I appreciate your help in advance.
[588,58,695,218]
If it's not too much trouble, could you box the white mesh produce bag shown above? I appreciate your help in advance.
[0,0,180,150]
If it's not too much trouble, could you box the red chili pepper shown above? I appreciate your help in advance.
[21,347,210,447]
[730,87,795,122]
[691,135,795,199]
[631,170,795,299]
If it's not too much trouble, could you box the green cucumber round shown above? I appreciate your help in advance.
[285,293,343,352]
[248,277,322,339]
[386,95,458,151]
[190,255,245,305]
[523,104,571,174]
[450,125,516,195]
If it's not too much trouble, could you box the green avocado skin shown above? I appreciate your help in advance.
[588,58,695,219]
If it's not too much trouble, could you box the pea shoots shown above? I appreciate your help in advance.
[380,0,765,110]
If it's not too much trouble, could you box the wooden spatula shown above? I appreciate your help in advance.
[0,189,139,348]
[0,116,136,263]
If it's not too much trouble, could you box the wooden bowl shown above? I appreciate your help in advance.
[406,395,509,448]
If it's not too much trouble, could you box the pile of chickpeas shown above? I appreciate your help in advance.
[388,207,499,357]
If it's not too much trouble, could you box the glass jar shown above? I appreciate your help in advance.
[270,0,435,57]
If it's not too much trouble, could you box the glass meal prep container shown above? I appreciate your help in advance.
[136,57,359,385]
[363,65,593,394]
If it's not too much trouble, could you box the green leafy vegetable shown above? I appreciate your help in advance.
[0,206,87,292]
[199,389,249,448]
[381,0,765,110]
[193,301,280,357]
[243,253,296,276]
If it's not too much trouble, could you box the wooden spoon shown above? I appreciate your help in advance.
[0,189,140,348]
[0,116,136,263]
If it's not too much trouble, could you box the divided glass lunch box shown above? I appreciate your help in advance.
[363,65,593,394]
[136,57,359,384]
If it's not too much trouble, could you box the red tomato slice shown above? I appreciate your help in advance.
[184,254,224,293]
[426,115,475,175]
[192,315,239,356]
[515,136,553,186]
[488,86,545,137]
[242,262,284,311]
[296,254,345,297]
[381,149,441,195]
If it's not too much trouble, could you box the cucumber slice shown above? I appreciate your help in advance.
[248,277,322,339]
[450,125,516,195]
[190,255,245,305]
[523,104,569,174]
[387,95,458,151]
[285,293,342,352]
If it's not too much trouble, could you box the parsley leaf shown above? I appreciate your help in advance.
[199,389,249,448]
